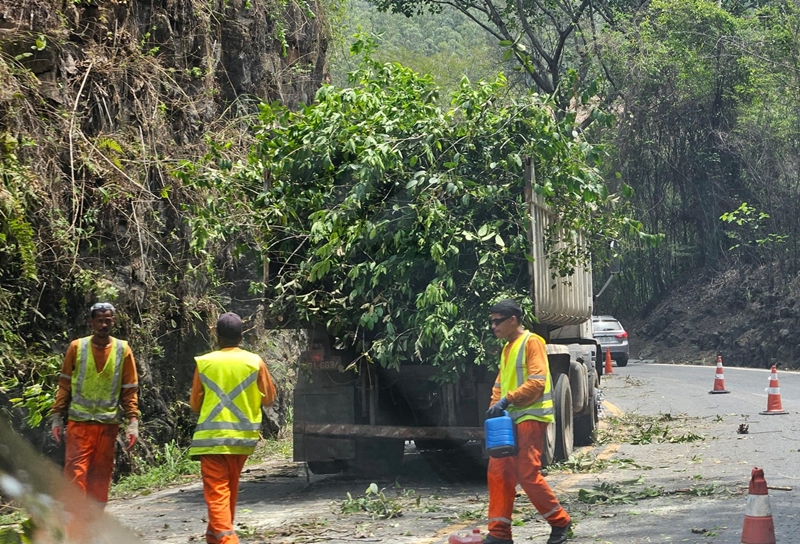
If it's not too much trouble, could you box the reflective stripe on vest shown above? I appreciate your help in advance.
[500,332,554,424]
[69,337,125,423]
[189,349,263,456]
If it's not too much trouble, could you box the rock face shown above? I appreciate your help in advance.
[632,264,800,370]
[2,0,326,133]
[0,0,326,451]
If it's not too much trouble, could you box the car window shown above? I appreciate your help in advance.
[594,320,622,332]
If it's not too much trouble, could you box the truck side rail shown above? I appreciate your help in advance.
[294,422,485,440]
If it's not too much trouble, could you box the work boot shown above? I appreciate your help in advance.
[482,534,513,544]
[546,520,572,544]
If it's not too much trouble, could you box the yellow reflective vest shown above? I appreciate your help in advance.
[189,349,263,456]
[69,336,126,424]
[499,332,555,424]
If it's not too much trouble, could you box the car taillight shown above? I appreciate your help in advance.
[615,331,628,339]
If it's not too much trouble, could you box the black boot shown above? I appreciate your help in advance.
[546,521,572,544]
[482,534,513,544]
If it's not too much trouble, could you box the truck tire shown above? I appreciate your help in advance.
[595,343,604,381]
[574,369,598,446]
[568,361,588,414]
[584,365,596,407]
[541,421,556,468]
[573,392,597,446]
[553,373,574,461]
[307,460,345,475]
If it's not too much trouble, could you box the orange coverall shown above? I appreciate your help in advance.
[51,340,138,505]
[190,350,276,544]
[487,334,571,541]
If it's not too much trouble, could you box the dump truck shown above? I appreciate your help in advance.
[293,164,604,475]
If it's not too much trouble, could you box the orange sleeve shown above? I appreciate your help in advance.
[258,360,277,407]
[489,371,502,407]
[505,335,547,407]
[120,344,139,420]
[189,367,204,413]
[51,341,78,416]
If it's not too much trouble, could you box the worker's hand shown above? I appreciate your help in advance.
[485,397,510,419]
[50,414,64,444]
[125,418,139,451]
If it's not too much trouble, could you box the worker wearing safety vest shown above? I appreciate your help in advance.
[50,302,140,507]
[189,312,276,544]
[484,299,571,544]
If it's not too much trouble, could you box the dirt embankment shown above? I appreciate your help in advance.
[630,263,800,369]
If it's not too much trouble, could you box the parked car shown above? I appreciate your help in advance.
[592,315,629,367]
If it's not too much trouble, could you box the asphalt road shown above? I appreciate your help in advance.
[104,361,800,544]
[606,359,800,483]
[609,359,800,419]
[579,360,800,544]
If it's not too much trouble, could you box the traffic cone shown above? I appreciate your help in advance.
[760,365,788,415]
[604,347,613,375]
[741,467,776,544]
[709,355,730,394]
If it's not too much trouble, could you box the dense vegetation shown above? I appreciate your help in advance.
[3,0,800,448]
[0,0,325,443]
[352,0,800,317]
[328,0,503,93]
[600,0,800,316]
[183,37,642,377]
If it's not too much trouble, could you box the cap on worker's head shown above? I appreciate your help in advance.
[216,312,243,342]
[490,299,523,320]
[89,302,116,317]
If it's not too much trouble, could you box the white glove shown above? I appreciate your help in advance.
[125,418,139,451]
[50,414,64,444]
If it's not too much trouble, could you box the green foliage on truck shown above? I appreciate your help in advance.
[181,37,647,377]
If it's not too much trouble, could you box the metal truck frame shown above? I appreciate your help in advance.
[293,163,603,475]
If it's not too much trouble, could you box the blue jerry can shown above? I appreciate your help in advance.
[485,410,517,458]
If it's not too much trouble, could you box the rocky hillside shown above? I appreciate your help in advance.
[0,0,327,447]
[631,263,800,370]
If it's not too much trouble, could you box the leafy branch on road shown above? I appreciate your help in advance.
[551,452,609,473]
[456,507,486,520]
[340,483,405,519]
[609,457,652,470]
[579,482,641,505]
[597,412,705,446]
[260,519,336,543]
[578,480,739,505]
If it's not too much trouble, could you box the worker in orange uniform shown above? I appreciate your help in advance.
[484,299,571,544]
[189,312,276,544]
[50,302,140,508]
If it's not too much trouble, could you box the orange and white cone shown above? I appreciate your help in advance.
[604,347,613,375]
[709,355,730,394]
[741,467,776,544]
[760,365,788,415]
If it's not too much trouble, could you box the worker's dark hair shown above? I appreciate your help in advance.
[216,312,243,346]
[490,299,523,321]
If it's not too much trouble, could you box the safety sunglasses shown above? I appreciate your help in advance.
[490,316,512,327]
[90,302,116,313]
